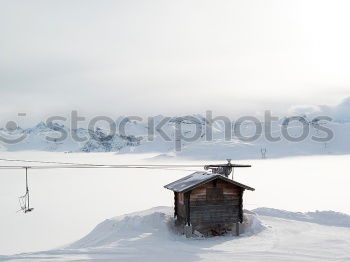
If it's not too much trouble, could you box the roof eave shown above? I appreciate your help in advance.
[164,175,255,193]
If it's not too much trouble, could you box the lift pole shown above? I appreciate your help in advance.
[25,167,29,211]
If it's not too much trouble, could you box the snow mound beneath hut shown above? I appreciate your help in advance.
[69,206,264,248]
[69,206,174,248]
[5,207,350,261]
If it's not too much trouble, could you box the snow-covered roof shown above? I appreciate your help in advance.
[164,171,255,193]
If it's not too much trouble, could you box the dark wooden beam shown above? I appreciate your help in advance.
[239,189,244,223]
[174,192,178,218]
[236,223,240,236]
[185,191,191,226]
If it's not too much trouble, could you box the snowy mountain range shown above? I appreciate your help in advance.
[1,115,350,160]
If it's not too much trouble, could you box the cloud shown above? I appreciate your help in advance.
[289,97,350,122]
[1,0,350,123]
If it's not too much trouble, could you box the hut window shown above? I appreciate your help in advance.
[206,188,224,202]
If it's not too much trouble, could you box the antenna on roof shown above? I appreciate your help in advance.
[204,159,251,179]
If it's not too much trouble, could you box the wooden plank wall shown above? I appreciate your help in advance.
[175,192,187,224]
[188,179,244,234]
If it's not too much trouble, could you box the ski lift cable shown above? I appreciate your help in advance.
[0,165,200,172]
[0,157,250,171]
[0,157,205,168]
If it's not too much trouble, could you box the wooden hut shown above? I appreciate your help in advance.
[164,171,255,237]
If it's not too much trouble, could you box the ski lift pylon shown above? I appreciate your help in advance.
[18,167,34,213]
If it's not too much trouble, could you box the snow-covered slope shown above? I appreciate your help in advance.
[1,116,350,160]
[4,207,350,261]
[68,207,265,249]
[253,208,350,227]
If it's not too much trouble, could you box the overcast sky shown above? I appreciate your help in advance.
[1,0,350,125]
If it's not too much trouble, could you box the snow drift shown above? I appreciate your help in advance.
[5,207,350,261]
[253,207,350,228]
[69,207,174,249]
[69,206,265,249]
